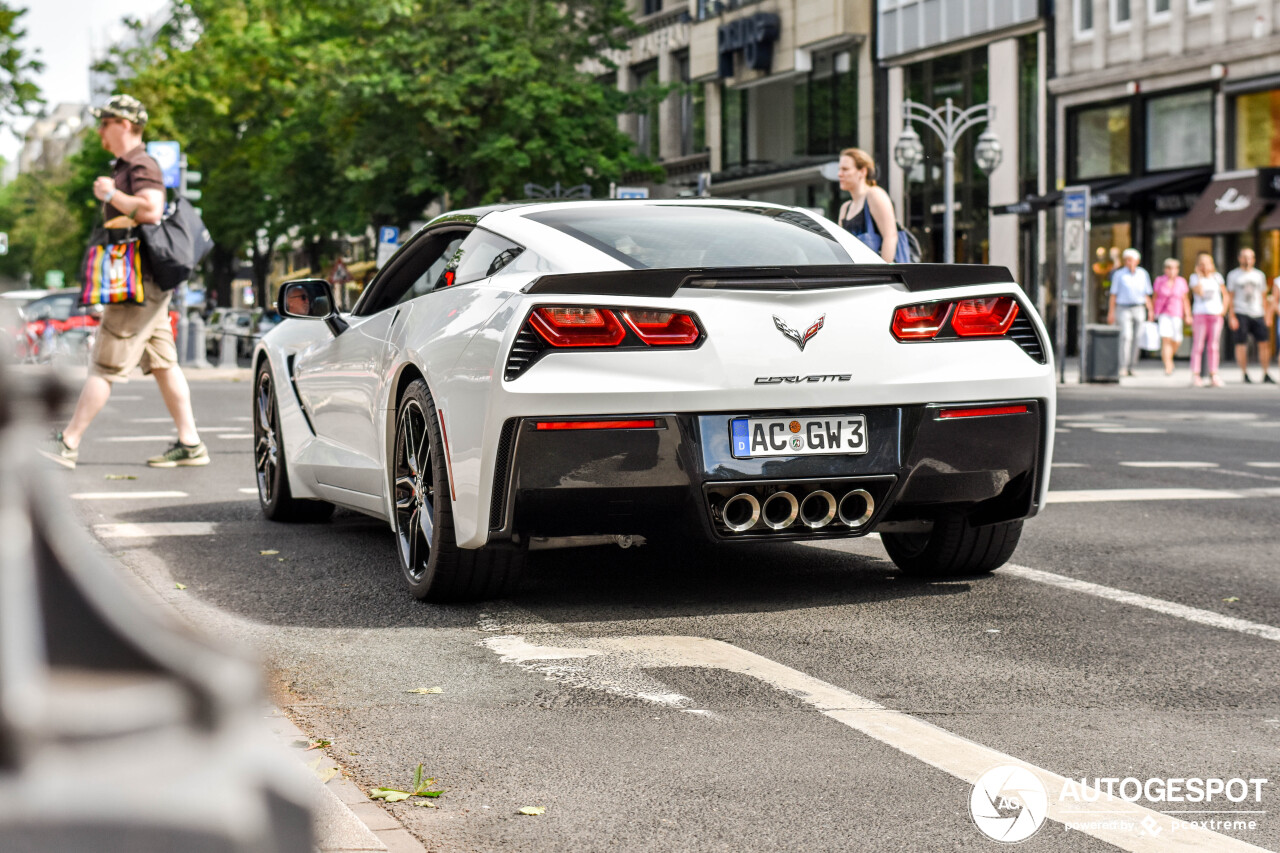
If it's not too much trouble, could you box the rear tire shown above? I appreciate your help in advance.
[392,378,523,602]
[254,362,335,523]
[882,515,1022,579]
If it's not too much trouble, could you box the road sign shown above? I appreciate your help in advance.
[1064,189,1088,219]
[1063,219,1086,266]
[1058,186,1091,384]
[615,186,649,199]
[376,226,401,268]
[0,232,7,256]
[147,141,182,189]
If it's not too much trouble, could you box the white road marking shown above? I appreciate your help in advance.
[96,435,181,442]
[1055,428,1071,433]
[483,633,1266,852]
[1246,422,1280,428]
[1046,488,1238,504]
[1119,461,1218,468]
[1004,564,1280,644]
[1061,422,1122,428]
[1247,462,1280,468]
[213,433,253,440]
[72,491,188,500]
[94,522,216,538]
[1052,462,1088,468]
[238,487,259,494]
[1091,427,1167,434]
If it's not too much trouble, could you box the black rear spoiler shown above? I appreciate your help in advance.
[524,264,1015,298]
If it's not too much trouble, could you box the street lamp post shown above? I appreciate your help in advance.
[893,98,1003,264]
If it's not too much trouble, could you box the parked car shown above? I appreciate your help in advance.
[16,290,100,361]
[253,199,1056,602]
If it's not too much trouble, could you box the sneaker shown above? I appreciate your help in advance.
[1266,374,1277,385]
[1211,375,1225,388]
[39,430,77,469]
[147,440,211,468]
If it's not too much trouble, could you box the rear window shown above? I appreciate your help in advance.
[526,205,853,269]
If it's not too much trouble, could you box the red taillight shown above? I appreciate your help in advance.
[529,307,627,347]
[621,310,701,346]
[951,296,1019,337]
[535,419,658,430]
[938,405,1029,419]
[891,302,952,340]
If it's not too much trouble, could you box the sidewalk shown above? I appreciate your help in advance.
[1055,356,1279,388]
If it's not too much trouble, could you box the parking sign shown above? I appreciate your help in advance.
[147,141,182,189]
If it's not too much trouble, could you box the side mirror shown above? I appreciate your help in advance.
[277,279,347,335]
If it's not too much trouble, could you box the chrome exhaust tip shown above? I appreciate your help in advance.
[761,491,799,530]
[837,489,875,528]
[799,490,837,529]
[720,493,761,533]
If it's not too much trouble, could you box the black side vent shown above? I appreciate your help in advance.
[489,418,518,530]
[504,324,548,381]
[1006,313,1046,364]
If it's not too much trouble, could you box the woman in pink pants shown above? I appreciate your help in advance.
[1189,252,1226,387]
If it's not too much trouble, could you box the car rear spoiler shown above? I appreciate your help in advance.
[523,264,1015,298]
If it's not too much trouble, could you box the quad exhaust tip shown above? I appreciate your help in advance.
[761,491,799,530]
[799,490,837,529]
[721,493,760,533]
[838,489,875,528]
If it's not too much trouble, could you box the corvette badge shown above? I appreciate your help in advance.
[773,314,825,351]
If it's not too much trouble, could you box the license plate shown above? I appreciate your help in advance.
[730,415,869,458]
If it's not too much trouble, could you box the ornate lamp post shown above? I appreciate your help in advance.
[893,98,1003,264]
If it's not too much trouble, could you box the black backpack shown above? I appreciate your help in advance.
[139,197,213,291]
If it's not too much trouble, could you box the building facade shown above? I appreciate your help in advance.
[879,0,1050,299]
[1051,0,1280,323]
[16,104,90,175]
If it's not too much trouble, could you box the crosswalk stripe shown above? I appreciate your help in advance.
[73,491,188,500]
[94,522,216,538]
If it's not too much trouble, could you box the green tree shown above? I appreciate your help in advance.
[0,2,43,128]
[0,164,88,287]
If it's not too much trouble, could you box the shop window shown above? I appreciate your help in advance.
[1071,102,1131,180]
[1145,89,1212,171]
[722,85,748,168]
[794,50,858,157]
[676,53,705,157]
[1234,88,1280,169]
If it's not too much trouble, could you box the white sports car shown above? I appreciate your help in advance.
[253,199,1055,601]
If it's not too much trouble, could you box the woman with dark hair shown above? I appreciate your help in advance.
[836,147,899,263]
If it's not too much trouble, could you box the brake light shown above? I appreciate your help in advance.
[535,419,658,430]
[952,296,1019,337]
[621,310,701,346]
[891,302,952,340]
[529,307,627,347]
[939,405,1029,419]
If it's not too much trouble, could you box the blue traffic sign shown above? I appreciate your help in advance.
[379,226,400,245]
[147,141,182,189]
[1064,190,1088,219]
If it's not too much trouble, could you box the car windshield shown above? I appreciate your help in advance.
[525,205,854,269]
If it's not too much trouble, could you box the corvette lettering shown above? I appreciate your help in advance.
[755,374,852,384]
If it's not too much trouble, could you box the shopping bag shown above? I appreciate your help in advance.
[81,224,144,305]
[1139,320,1161,352]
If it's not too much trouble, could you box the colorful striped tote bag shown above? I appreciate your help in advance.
[81,224,145,305]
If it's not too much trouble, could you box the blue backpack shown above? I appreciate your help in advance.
[844,201,921,263]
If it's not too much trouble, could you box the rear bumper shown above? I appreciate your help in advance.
[491,399,1047,543]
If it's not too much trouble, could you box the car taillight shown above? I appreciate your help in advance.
[620,310,701,346]
[951,296,1019,337]
[891,302,952,340]
[529,307,627,347]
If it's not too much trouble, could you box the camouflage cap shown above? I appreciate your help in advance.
[91,94,148,127]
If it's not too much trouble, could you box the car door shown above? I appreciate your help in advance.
[292,226,472,498]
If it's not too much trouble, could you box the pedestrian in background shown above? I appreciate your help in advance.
[836,148,899,263]
[1106,248,1153,377]
[1225,247,1273,384]
[1152,258,1189,376]
[39,94,210,470]
[1189,252,1226,388]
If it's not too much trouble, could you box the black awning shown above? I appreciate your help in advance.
[1092,167,1211,207]
[1176,174,1269,236]
[1260,204,1280,232]
[990,177,1128,216]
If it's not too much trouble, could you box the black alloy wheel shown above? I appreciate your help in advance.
[391,378,524,602]
[254,362,334,522]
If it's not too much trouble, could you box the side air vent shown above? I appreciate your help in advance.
[504,324,549,381]
[489,418,518,530]
[1006,313,1046,364]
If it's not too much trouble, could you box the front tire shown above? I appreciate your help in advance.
[254,362,335,523]
[882,515,1022,578]
[392,378,523,602]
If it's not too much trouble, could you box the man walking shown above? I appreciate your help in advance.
[1225,247,1273,384]
[1106,248,1154,377]
[40,95,210,469]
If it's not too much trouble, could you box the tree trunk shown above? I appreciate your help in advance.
[207,245,236,312]
[251,243,274,310]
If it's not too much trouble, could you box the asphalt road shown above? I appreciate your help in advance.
[47,367,1280,853]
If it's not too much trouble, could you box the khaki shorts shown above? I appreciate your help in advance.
[90,289,177,383]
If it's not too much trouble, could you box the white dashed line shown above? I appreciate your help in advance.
[72,491,188,500]
[1246,462,1280,468]
[213,434,254,440]
[1046,488,1237,504]
[1005,564,1280,644]
[238,487,259,494]
[1091,427,1167,434]
[94,522,216,538]
[96,435,183,443]
[1119,461,1218,469]
[1051,462,1088,468]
